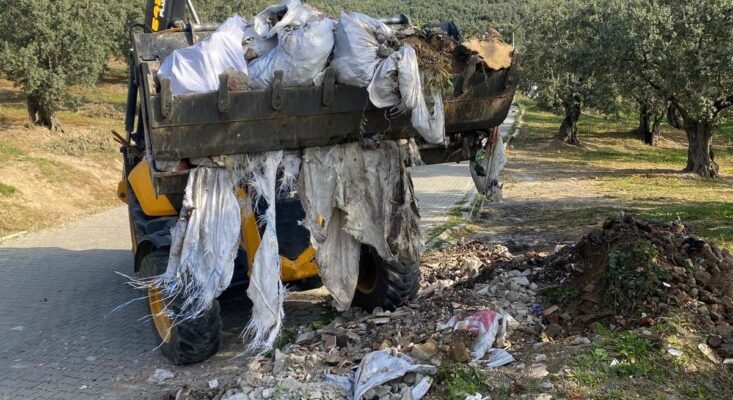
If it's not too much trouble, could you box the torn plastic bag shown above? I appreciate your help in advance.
[331,11,395,87]
[158,16,249,95]
[298,141,421,310]
[470,127,507,201]
[438,310,508,360]
[478,348,514,368]
[229,151,291,354]
[243,25,277,60]
[143,164,241,321]
[254,0,320,39]
[368,46,445,144]
[248,13,335,89]
[324,349,436,400]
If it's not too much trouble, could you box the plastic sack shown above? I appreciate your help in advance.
[331,12,395,87]
[254,0,318,38]
[368,46,445,144]
[470,127,507,201]
[438,310,507,360]
[248,13,335,89]
[158,16,249,95]
[298,141,422,310]
[324,349,436,400]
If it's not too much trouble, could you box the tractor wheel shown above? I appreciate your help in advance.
[351,245,420,312]
[139,248,222,365]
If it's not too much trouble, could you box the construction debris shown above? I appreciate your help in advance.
[540,213,733,332]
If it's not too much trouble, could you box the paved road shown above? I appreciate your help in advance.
[0,106,518,400]
[0,168,475,400]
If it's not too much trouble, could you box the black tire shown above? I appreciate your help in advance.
[351,245,420,312]
[139,248,222,365]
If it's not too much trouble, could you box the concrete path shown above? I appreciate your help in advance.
[0,105,518,400]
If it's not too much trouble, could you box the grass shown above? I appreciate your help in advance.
[510,98,733,250]
[0,62,126,237]
[567,321,733,399]
[0,182,17,196]
[436,363,487,399]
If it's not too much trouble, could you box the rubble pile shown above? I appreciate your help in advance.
[204,243,553,399]
[538,213,733,342]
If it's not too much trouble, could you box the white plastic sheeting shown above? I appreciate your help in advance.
[158,16,249,96]
[368,46,445,144]
[248,1,335,89]
[231,152,289,353]
[332,12,445,144]
[325,349,436,400]
[145,164,241,321]
[331,12,394,88]
[298,141,421,310]
[470,127,508,201]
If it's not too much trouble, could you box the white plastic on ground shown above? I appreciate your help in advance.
[298,141,422,310]
[248,1,335,89]
[332,12,446,144]
[325,349,436,400]
[437,310,509,360]
[158,16,250,95]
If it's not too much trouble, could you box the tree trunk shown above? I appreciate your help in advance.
[683,119,719,178]
[667,104,684,130]
[638,101,662,146]
[558,97,580,145]
[26,94,63,132]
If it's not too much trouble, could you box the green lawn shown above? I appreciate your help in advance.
[512,98,733,250]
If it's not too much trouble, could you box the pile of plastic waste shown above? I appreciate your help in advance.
[140,0,449,353]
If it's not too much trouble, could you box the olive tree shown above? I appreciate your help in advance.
[0,1,119,132]
[595,0,733,177]
[521,0,618,144]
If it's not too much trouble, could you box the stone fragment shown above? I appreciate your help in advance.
[411,339,437,361]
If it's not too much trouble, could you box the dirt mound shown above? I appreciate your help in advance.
[539,212,733,333]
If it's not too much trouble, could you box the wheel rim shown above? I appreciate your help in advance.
[148,286,172,343]
[356,249,379,294]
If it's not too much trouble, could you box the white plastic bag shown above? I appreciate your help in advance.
[368,46,445,144]
[248,15,335,89]
[158,16,249,95]
[324,349,436,400]
[331,12,394,87]
[253,0,317,38]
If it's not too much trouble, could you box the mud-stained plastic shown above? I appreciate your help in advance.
[325,349,436,400]
[333,12,445,144]
[248,13,335,89]
[298,141,422,310]
[437,310,508,360]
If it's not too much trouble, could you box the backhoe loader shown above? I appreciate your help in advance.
[117,0,519,364]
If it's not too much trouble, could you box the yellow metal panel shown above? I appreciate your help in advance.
[116,179,129,204]
[128,159,177,217]
[237,189,320,282]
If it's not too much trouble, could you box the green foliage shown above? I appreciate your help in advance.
[0,182,17,196]
[0,1,123,118]
[593,0,733,124]
[521,1,620,119]
[604,239,666,313]
[195,0,527,37]
[540,285,580,305]
[436,363,485,400]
